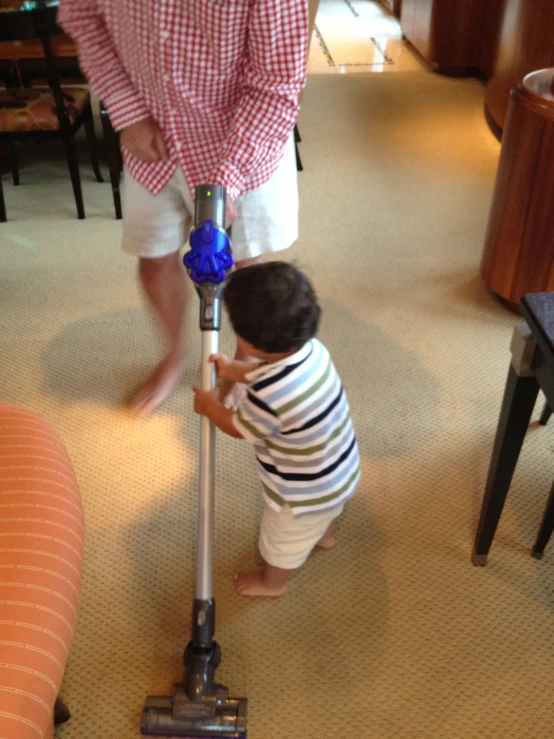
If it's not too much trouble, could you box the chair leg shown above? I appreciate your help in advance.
[83,106,104,183]
[0,174,6,223]
[10,143,20,187]
[294,124,303,171]
[472,364,539,565]
[0,144,8,174]
[532,477,554,559]
[295,140,303,172]
[295,144,303,172]
[539,401,551,426]
[20,65,32,88]
[100,104,122,220]
[62,133,85,220]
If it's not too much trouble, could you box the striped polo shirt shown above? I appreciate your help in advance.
[233,339,360,515]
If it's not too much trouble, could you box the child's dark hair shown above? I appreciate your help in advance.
[223,262,321,353]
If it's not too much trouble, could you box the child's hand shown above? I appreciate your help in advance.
[193,387,219,416]
[208,353,233,380]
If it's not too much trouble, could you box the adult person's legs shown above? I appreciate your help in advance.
[122,167,190,415]
[135,252,189,415]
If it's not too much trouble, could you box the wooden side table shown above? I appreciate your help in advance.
[481,69,554,310]
[473,293,554,564]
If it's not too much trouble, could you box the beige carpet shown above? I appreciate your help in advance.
[2,71,554,739]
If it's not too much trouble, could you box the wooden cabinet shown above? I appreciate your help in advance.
[400,0,432,62]
[400,0,487,74]
[378,0,402,18]
[397,0,554,130]
[481,70,554,306]
[399,0,554,127]
[479,0,507,79]
[484,0,554,128]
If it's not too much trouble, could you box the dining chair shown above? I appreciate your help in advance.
[0,14,102,222]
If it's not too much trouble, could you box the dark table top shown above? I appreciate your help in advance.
[521,293,554,360]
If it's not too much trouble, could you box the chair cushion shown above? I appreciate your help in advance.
[0,87,89,132]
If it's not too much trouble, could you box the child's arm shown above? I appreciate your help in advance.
[209,353,260,385]
[193,388,243,439]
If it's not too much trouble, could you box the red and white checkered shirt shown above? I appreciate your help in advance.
[58,0,308,200]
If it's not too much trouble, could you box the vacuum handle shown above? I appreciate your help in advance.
[194,184,226,232]
[196,329,218,603]
[189,183,231,607]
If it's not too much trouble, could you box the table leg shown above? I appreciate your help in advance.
[539,401,551,425]
[532,477,554,559]
[472,324,539,565]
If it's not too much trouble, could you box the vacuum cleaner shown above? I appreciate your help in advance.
[140,184,247,738]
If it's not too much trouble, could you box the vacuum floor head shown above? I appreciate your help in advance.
[141,683,247,738]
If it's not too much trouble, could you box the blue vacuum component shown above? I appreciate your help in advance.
[183,220,234,284]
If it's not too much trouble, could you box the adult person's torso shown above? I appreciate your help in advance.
[102,0,250,131]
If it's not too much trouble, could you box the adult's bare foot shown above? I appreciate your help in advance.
[130,352,185,416]
[233,570,287,598]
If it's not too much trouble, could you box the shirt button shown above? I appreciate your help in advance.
[160,30,170,40]
[175,141,183,151]
[163,74,170,82]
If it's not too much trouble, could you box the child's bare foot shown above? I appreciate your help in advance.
[316,519,338,551]
[233,570,287,598]
[316,535,337,551]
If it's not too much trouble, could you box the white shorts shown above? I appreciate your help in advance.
[121,133,299,262]
[258,502,344,571]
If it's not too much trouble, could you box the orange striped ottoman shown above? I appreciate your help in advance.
[0,403,84,739]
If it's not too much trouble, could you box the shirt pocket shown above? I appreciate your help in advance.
[190,0,250,73]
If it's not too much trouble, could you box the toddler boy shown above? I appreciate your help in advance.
[193,262,360,597]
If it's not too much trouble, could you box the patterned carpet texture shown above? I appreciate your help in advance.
[2,72,553,739]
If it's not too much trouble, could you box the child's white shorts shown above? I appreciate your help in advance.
[121,133,298,263]
[259,502,345,571]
